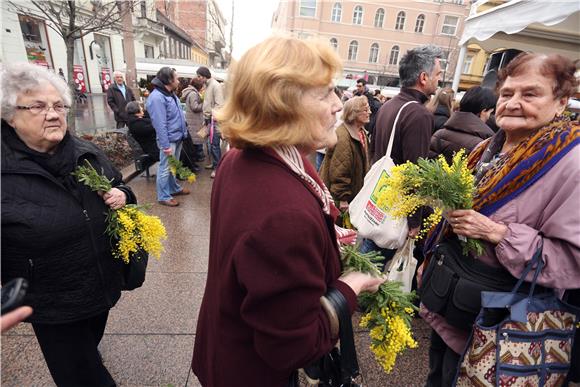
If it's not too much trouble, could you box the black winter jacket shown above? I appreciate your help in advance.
[106,83,136,124]
[428,111,495,163]
[127,113,160,161]
[1,123,136,324]
[432,105,451,134]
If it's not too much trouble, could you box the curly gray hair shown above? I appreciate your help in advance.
[1,62,71,121]
[398,45,443,88]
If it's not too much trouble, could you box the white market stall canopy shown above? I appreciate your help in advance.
[452,0,580,90]
[122,58,228,81]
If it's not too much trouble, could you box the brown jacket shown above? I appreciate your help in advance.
[320,123,369,203]
[429,111,495,163]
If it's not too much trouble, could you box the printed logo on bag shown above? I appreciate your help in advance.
[370,170,390,211]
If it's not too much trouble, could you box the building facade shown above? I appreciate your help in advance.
[272,0,470,87]
[156,0,226,68]
[0,0,186,93]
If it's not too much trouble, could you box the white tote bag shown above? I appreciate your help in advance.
[385,238,417,293]
[348,101,417,249]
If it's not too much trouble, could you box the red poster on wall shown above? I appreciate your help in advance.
[101,67,112,91]
[73,65,87,93]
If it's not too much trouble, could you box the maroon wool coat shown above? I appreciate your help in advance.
[192,148,357,387]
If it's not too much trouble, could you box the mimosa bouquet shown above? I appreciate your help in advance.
[72,160,167,263]
[168,155,196,183]
[341,246,418,374]
[376,150,484,256]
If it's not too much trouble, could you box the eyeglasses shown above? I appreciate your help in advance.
[16,103,70,115]
[356,106,371,113]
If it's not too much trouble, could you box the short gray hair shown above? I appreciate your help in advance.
[126,101,142,115]
[113,70,124,78]
[1,62,71,121]
[399,45,443,88]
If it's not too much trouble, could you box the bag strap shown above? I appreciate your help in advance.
[386,101,418,159]
[325,287,360,385]
[510,240,544,297]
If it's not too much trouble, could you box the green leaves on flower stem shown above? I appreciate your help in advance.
[463,238,486,256]
[340,245,418,316]
[71,159,113,192]
[340,245,384,276]
[167,155,196,182]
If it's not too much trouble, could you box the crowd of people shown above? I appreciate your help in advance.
[1,35,579,387]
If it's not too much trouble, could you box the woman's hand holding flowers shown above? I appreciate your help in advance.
[448,209,508,245]
[102,188,126,210]
[340,271,387,295]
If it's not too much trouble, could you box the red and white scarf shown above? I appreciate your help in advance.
[272,145,357,246]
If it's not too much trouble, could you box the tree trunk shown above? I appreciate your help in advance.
[66,36,77,135]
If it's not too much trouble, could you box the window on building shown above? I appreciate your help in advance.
[452,0,464,4]
[353,5,363,25]
[395,11,406,30]
[389,45,400,65]
[18,14,54,68]
[348,40,358,61]
[299,0,316,17]
[462,54,473,74]
[374,8,385,28]
[369,43,379,63]
[144,44,154,58]
[441,15,459,35]
[330,38,338,51]
[140,1,147,18]
[331,3,342,22]
[415,14,425,33]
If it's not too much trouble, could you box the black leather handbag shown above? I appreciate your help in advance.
[419,238,523,331]
[121,249,148,291]
[299,288,361,387]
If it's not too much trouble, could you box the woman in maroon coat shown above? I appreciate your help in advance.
[192,37,385,387]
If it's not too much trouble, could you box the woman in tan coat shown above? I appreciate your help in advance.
[320,95,370,213]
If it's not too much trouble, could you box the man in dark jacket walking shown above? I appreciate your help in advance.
[106,71,136,128]
[363,45,442,261]
[354,78,381,138]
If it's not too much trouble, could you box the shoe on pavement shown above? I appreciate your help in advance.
[173,188,190,196]
[205,164,214,169]
[210,171,216,179]
[158,199,179,207]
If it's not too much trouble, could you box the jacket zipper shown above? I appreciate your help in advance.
[83,209,113,307]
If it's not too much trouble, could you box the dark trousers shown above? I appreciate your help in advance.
[32,311,116,387]
[425,330,461,387]
[359,238,397,270]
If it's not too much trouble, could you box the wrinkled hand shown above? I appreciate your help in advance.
[163,148,173,156]
[448,209,508,245]
[408,226,420,239]
[1,306,33,333]
[340,271,387,295]
[102,188,127,210]
[339,201,349,211]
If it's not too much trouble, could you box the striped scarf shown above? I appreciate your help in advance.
[468,115,579,216]
[425,115,579,254]
[272,145,357,246]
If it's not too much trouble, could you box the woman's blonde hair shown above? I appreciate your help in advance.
[342,96,368,125]
[215,36,342,148]
[426,87,454,113]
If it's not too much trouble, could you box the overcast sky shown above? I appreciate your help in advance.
[215,0,280,60]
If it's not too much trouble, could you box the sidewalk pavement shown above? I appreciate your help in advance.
[1,167,431,386]
[74,94,121,134]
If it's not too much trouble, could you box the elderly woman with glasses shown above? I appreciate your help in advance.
[1,63,136,386]
[320,95,371,217]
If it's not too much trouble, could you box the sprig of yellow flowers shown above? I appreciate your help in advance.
[376,150,485,256]
[168,155,196,183]
[341,246,418,374]
[72,160,167,263]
